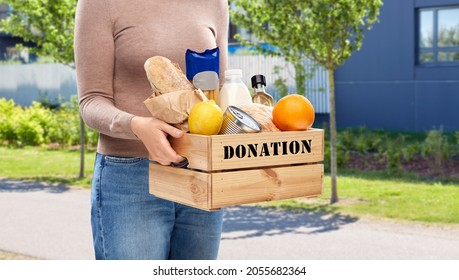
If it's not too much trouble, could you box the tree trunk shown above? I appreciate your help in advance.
[79,115,85,179]
[328,68,339,204]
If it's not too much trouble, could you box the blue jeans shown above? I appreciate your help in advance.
[90,153,224,260]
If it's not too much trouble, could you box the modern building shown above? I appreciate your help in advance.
[335,0,459,132]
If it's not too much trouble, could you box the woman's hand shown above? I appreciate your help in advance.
[130,116,185,165]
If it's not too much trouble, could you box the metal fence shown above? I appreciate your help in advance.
[0,63,77,106]
[0,55,329,112]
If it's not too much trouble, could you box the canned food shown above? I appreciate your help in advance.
[219,106,262,135]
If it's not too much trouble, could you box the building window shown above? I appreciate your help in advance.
[418,6,459,65]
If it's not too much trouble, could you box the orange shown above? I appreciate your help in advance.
[272,94,315,131]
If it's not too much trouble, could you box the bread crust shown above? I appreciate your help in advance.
[239,103,280,132]
[144,56,195,95]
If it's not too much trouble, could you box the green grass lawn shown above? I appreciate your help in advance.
[1,146,458,225]
[0,146,95,188]
[261,172,459,224]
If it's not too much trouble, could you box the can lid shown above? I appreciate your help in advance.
[251,74,266,87]
[226,106,261,133]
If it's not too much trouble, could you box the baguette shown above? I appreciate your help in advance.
[144,56,195,95]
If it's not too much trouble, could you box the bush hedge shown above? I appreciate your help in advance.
[2,96,458,174]
[0,97,98,147]
[323,126,459,173]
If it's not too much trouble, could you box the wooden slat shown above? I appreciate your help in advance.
[149,163,211,210]
[210,129,323,170]
[169,133,212,171]
[149,162,323,211]
[210,164,323,209]
[170,129,324,171]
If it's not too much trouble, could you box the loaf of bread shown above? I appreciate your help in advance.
[238,103,280,132]
[144,56,195,95]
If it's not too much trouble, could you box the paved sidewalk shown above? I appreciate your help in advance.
[0,179,93,259]
[1,178,459,260]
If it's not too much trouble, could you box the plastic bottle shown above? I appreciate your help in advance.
[218,69,253,113]
[251,74,274,107]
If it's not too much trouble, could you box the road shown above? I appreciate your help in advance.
[1,178,458,260]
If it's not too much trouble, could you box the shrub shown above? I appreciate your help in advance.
[47,96,81,146]
[0,98,21,144]
[455,132,459,155]
[421,128,451,170]
[338,129,354,150]
[322,126,458,175]
[384,135,405,171]
[49,109,80,146]
[338,127,387,154]
[400,143,420,162]
[15,115,45,145]
[0,96,98,148]
[323,141,350,173]
[27,102,56,143]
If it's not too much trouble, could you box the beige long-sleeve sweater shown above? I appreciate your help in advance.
[74,0,228,157]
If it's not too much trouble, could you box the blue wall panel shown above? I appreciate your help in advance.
[415,67,459,81]
[414,82,459,131]
[335,0,459,132]
[415,0,459,7]
[336,82,416,131]
[335,0,415,82]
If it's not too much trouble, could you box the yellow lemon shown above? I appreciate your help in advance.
[188,100,223,135]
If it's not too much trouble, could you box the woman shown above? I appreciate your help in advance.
[74,0,228,260]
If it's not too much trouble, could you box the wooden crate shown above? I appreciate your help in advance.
[149,129,324,211]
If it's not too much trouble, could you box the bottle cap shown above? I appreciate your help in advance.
[251,74,266,87]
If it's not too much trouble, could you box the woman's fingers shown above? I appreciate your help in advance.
[131,116,185,165]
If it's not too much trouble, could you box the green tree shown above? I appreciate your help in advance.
[230,1,312,97]
[0,0,87,178]
[231,0,382,203]
[0,0,76,65]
